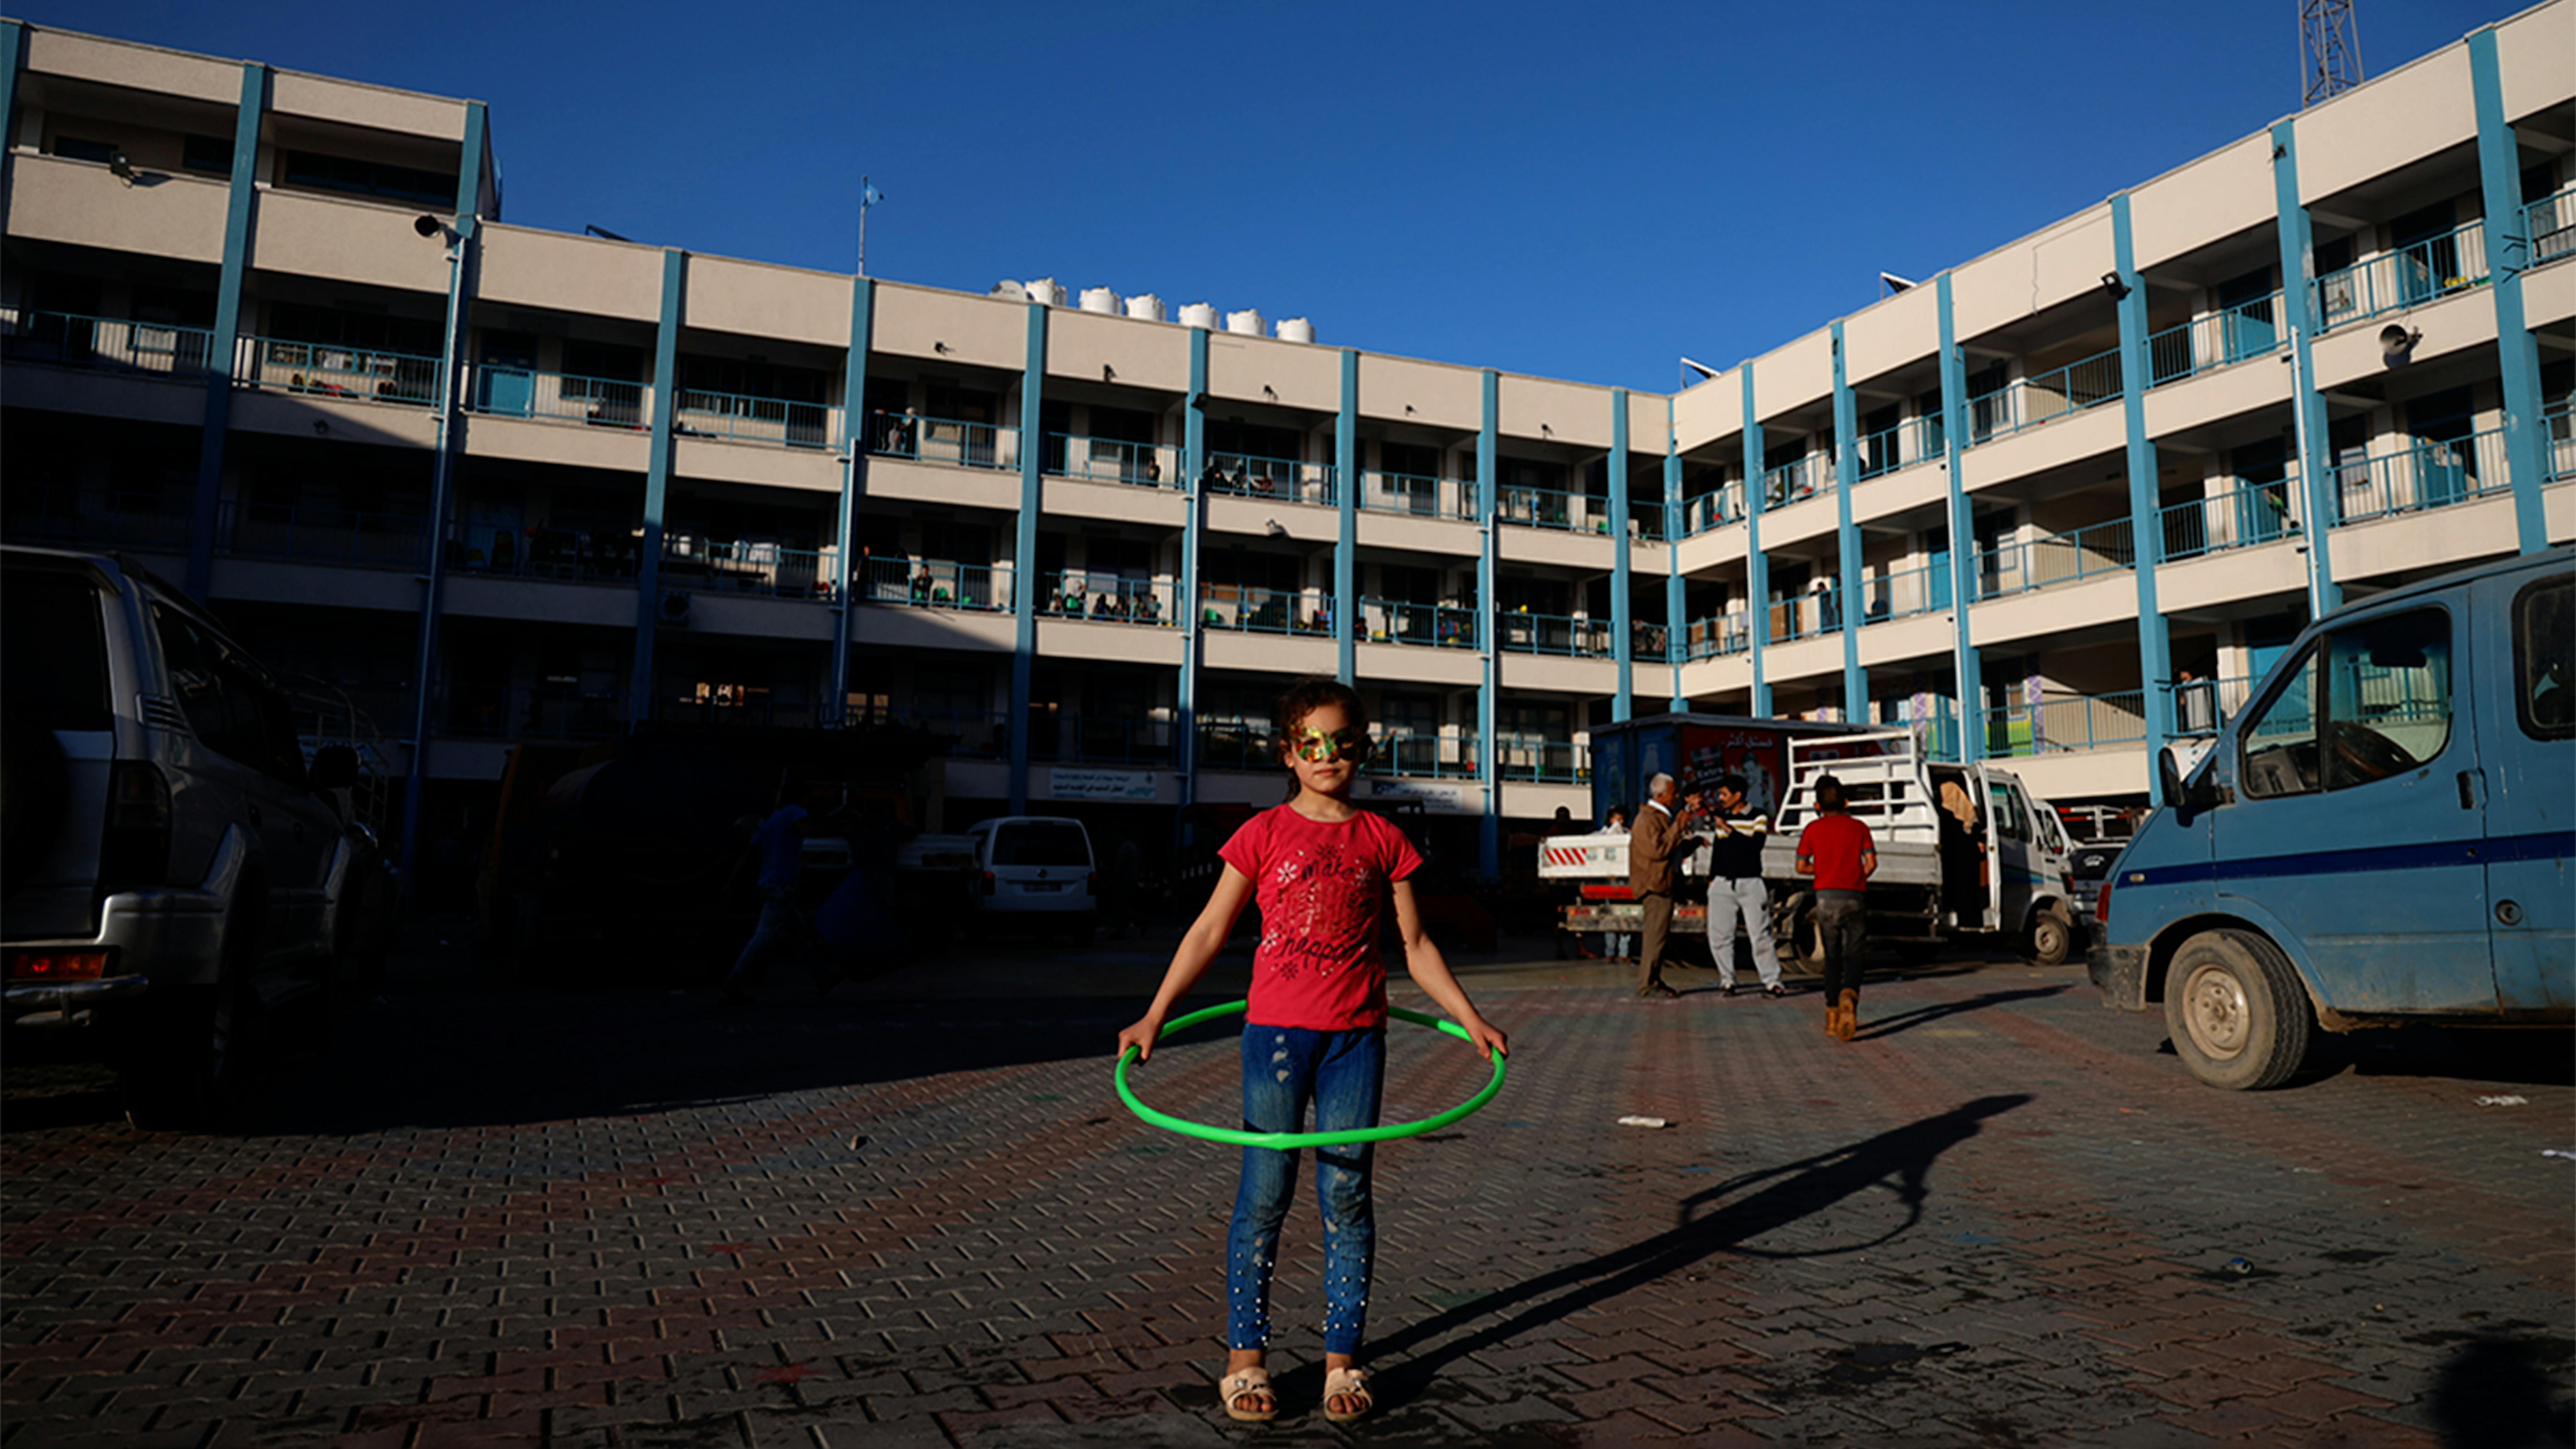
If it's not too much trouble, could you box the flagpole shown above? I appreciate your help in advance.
[858,174,869,277]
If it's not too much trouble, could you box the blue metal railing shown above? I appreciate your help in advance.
[1982,690,2148,758]
[1377,732,1481,780]
[1497,610,1610,658]
[1199,584,1330,635]
[660,534,837,600]
[1965,346,2124,444]
[2172,674,2255,737]
[2547,399,2576,484]
[3,486,194,552]
[2158,476,2303,563]
[2528,186,2576,269]
[444,684,625,740]
[1761,454,1830,510]
[1858,561,1949,624]
[673,387,838,449]
[2146,293,2285,387]
[1682,483,1744,536]
[857,555,1011,611]
[1363,597,1479,649]
[469,366,650,428]
[1684,611,1751,659]
[1041,572,1176,626]
[866,410,1021,470]
[1497,485,1603,533]
[222,500,429,569]
[1359,471,1479,521]
[239,336,440,404]
[1855,424,1908,480]
[2330,426,2511,526]
[1,307,215,375]
[1496,733,1587,783]
[1975,516,2137,598]
[1768,585,1846,641]
[1196,716,1280,770]
[2315,218,2489,332]
[442,521,643,582]
[1046,435,1179,487]
[1632,619,1672,664]
[1204,451,1334,506]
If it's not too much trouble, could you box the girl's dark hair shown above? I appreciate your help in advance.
[1272,677,1368,743]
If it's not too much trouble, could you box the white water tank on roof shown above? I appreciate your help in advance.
[1024,278,1066,307]
[1275,317,1316,344]
[1125,293,1167,322]
[1079,287,1119,314]
[1180,302,1219,329]
[1225,309,1265,337]
[989,280,1028,301]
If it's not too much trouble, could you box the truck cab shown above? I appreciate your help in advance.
[2090,546,2574,1089]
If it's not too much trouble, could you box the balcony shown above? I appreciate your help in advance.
[2146,294,2285,388]
[4,486,193,554]
[2329,427,2510,526]
[656,690,829,731]
[1040,572,1176,626]
[1681,483,1744,537]
[2529,186,2576,269]
[672,387,837,449]
[1377,732,1480,781]
[855,556,1011,612]
[1633,620,1670,664]
[444,684,625,740]
[1965,346,2124,445]
[1858,560,1953,625]
[224,500,429,570]
[1982,689,2147,758]
[1199,584,1330,636]
[1205,451,1334,506]
[1498,611,1610,658]
[1975,517,2137,599]
[1362,597,1478,649]
[468,365,651,429]
[1855,416,1945,481]
[1761,454,1831,511]
[1045,435,1178,488]
[1768,584,1847,642]
[1683,611,1751,659]
[1496,733,1587,783]
[865,410,1021,471]
[2549,400,2576,484]
[237,336,439,406]
[1358,471,1479,521]
[660,533,838,601]
[1,308,215,377]
[1497,485,1610,534]
[445,522,641,583]
[2158,476,2303,563]
[2315,218,2488,333]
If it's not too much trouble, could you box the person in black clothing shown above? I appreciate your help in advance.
[1705,773,1784,997]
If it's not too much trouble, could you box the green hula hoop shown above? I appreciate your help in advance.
[1114,1000,1506,1149]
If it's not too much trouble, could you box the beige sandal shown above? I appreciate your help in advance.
[1218,1366,1277,1423]
[1323,1365,1374,1424]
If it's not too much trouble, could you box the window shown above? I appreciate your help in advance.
[2513,576,2571,742]
[151,604,303,782]
[2322,608,2451,788]
[992,822,1089,867]
[281,150,457,208]
[2240,648,2321,799]
[1986,777,2029,841]
[2,572,111,731]
[182,133,233,177]
[52,136,117,164]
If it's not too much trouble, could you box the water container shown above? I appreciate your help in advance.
[1126,293,1167,322]
[1180,302,1219,330]
[1275,317,1316,344]
[1079,287,1119,314]
[1225,309,1265,337]
[989,280,1028,301]
[1025,278,1066,307]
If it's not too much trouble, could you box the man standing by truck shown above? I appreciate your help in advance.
[1629,773,1690,999]
[1796,775,1877,1040]
[1706,774,1784,999]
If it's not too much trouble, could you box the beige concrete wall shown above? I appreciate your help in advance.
[1033,619,1185,666]
[1205,630,1335,676]
[1355,512,1480,557]
[2130,136,2275,273]
[683,258,847,349]
[1498,653,1618,695]
[1952,208,2114,343]
[1757,492,1839,551]
[0,363,205,426]
[231,389,440,448]
[1355,643,1480,688]
[250,190,452,293]
[1499,781,1590,821]
[2007,747,2148,804]
[1040,478,1189,530]
[2138,350,2294,438]
[2547,481,2576,544]
[1958,406,2127,495]
[1672,374,1740,451]
[1498,374,1611,448]
[1848,456,1952,529]
[1359,355,1481,432]
[1206,331,1339,411]
[1843,284,1938,386]
[2157,542,2309,614]
[1208,494,1336,544]
[860,457,1020,512]
[459,413,655,474]
[2496,2,2576,121]
[687,593,835,642]
[1675,654,1753,701]
[2308,284,2498,391]
[1752,330,1832,418]
[444,575,636,628]
[2298,48,2474,206]
[476,226,664,322]
[7,153,228,263]
[1047,310,1188,394]
[1760,634,1842,686]
[1497,525,1613,571]
[2528,258,2576,331]
[1628,391,1669,450]
[1857,614,1955,670]
[874,283,1026,369]
[1970,573,2138,649]
[1670,521,1746,577]
[270,72,468,141]
[2330,494,2519,583]
[209,557,422,614]
[25,30,240,106]
[671,437,841,494]
[852,605,1015,653]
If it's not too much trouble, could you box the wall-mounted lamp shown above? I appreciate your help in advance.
[1262,384,1277,401]
[932,341,953,355]
[1402,403,1415,415]
[108,150,137,185]
[1264,519,1288,538]
[2100,272,2132,302]
[1540,423,1553,438]
[413,213,463,245]
[1102,364,1116,382]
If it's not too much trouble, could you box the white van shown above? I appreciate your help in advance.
[965,815,1096,942]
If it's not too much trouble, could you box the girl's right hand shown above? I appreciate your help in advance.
[1116,1015,1164,1063]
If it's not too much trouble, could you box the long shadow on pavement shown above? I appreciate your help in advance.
[1342,1094,2031,1411]
[1851,984,2070,1042]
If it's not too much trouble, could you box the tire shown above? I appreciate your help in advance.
[0,711,69,869]
[124,897,260,1129]
[2163,928,2315,1091]
[2027,908,2076,967]
[1781,902,1826,979]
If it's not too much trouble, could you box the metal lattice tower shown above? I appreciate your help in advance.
[2302,0,2363,106]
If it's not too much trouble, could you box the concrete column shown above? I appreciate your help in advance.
[829,276,875,723]
[1610,387,1633,721]
[1830,321,1866,720]
[2469,26,2551,554]
[1177,327,1209,807]
[1336,348,1358,683]
[1743,366,1771,716]
[1007,301,1046,812]
[186,62,269,602]
[2113,193,2175,765]
[1938,273,1982,762]
[2271,117,2343,619]
[1665,399,1686,713]
[1478,369,1501,878]
[625,249,686,725]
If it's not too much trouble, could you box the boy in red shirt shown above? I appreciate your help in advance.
[1117,679,1507,1425]
[1795,774,1878,1041]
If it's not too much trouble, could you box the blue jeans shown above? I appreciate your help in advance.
[1229,1024,1384,1356]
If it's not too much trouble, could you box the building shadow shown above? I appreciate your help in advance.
[1851,985,2070,1041]
[2426,1332,2575,1448]
[1346,1094,2030,1409]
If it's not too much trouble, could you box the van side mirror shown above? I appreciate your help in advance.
[309,744,360,791]
[2159,743,2218,818]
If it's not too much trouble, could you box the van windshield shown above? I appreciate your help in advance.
[3,570,111,731]
[993,823,1088,867]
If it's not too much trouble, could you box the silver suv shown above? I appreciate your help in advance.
[3,547,363,1122]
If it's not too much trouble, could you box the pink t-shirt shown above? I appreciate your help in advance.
[1218,804,1424,1030]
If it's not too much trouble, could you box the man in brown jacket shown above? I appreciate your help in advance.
[1627,772,1692,999]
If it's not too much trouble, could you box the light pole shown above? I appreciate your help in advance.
[398,213,471,905]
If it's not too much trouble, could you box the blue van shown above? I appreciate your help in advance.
[2089,546,2573,1089]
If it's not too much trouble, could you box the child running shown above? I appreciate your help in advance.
[1116,678,1508,1425]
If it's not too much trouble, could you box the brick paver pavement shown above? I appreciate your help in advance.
[3,944,2569,1448]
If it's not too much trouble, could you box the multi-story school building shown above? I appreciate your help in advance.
[3,8,2570,873]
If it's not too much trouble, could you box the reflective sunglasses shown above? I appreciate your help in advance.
[1288,726,1374,765]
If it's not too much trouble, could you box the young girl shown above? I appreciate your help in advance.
[1116,678,1508,1425]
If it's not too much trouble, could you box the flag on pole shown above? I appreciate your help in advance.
[862,184,885,208]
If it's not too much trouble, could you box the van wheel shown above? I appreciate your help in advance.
[2026,908,2075,967]
[2163,928,2314,1091]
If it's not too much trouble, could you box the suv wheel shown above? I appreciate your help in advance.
[125,897,261,1129]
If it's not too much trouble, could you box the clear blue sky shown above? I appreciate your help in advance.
[32,0,2514,391]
